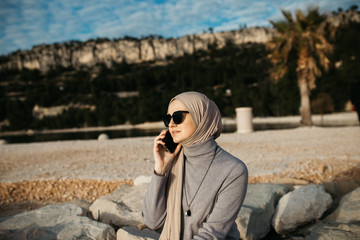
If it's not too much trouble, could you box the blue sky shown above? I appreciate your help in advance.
[0,0,358,56]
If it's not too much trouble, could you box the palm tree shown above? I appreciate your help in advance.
[267,7,333,126]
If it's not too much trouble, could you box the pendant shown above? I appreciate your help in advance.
[185,210,191,217]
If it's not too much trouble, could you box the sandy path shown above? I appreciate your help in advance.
[1,136,154,182]
[218,127,360,183]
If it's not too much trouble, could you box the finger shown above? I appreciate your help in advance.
[156,140,165,146]
[154,140,166,152]
[154,133,166,143]
[158,129,167,138]
[154,133,166,142]
[154,136,162,143]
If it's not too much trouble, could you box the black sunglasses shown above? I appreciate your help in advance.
[162,111,189,127]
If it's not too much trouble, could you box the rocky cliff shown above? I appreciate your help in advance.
[1,9,359,74]
[0,28,276,73]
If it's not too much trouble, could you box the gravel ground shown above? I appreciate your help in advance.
[1,125,360,209]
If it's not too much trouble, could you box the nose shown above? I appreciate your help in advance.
[168,118,176,127]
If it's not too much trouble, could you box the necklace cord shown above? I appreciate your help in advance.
[183,147,218,214]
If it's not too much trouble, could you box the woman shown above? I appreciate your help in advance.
[142,91,248,239]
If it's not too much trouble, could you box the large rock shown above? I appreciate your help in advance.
[117,227,160,240]
[90,183,148,228]
[323,181,360,198]
[272,184,333,234]
[326,187,360,224]
[133,175,152,186]
[235,183,289,240]
[0,203,116,240]
[305,222,360,240]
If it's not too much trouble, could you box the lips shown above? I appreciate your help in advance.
[171,130,180,135]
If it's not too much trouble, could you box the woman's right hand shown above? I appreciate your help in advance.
[153,130,182,176]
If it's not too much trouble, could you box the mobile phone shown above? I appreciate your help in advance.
[162,130,178,153]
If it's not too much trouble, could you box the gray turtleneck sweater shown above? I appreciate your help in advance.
[142,138,248,239]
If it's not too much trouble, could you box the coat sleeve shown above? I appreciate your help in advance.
[194,162,248,240]
[142,172,168,230]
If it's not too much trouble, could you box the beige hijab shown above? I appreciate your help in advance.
[160,91,222,240]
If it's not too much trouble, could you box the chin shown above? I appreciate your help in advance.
[172,136,182,144]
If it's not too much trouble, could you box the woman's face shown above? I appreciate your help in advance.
[167,99,196,143]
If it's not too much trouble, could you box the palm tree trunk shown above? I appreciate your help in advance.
[298,78,313,126]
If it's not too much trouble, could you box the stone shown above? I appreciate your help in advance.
[272,177,309,187]
[98,133,109,141]
[0,203,116,240]
[117,227,160,240]
[272,184,333,234]
[305,222,360,240]
[235,183,290,240]
[90,183,149,227]
[323,181,360,198]
[326,187,360,224]
[134,175,152,186]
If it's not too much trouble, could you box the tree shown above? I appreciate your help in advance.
[267,7,333,126]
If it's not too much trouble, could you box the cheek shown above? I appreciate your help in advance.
[184,122,196,138]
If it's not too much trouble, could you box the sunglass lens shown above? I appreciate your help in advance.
[172,111,183,124]
[162,115,171,127]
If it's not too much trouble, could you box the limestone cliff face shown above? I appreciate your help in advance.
[2,10,359,74]
[0,28,276,73]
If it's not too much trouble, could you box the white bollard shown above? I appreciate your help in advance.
[98,133,109,141]
[236,107,253,133]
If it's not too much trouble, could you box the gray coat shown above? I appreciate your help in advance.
[142,138,248,239]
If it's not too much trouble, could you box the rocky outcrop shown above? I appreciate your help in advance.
[235,183,289,240]
[306,223,360,240]
[2,10,360,74]
[88,178,358,239]
[0,203,116,239]
[326,187,360,224]
[323,9,360,29]
[1,181,359,240]
[32,104,96,120]
[271,184,333,234]
[300,187,360,240]
[89,182,148,227]
[0,28,276,73]
[2,10,360,75]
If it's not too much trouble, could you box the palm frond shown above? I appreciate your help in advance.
[306,6,325,26]
[270,63,288,82]
[317,52,331,71]
[283,35,294,62]
[281,9,294,23]
[269,20,289,34]
[296,9,307,31]
[315,34,333,71]
[296,9,306,22]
